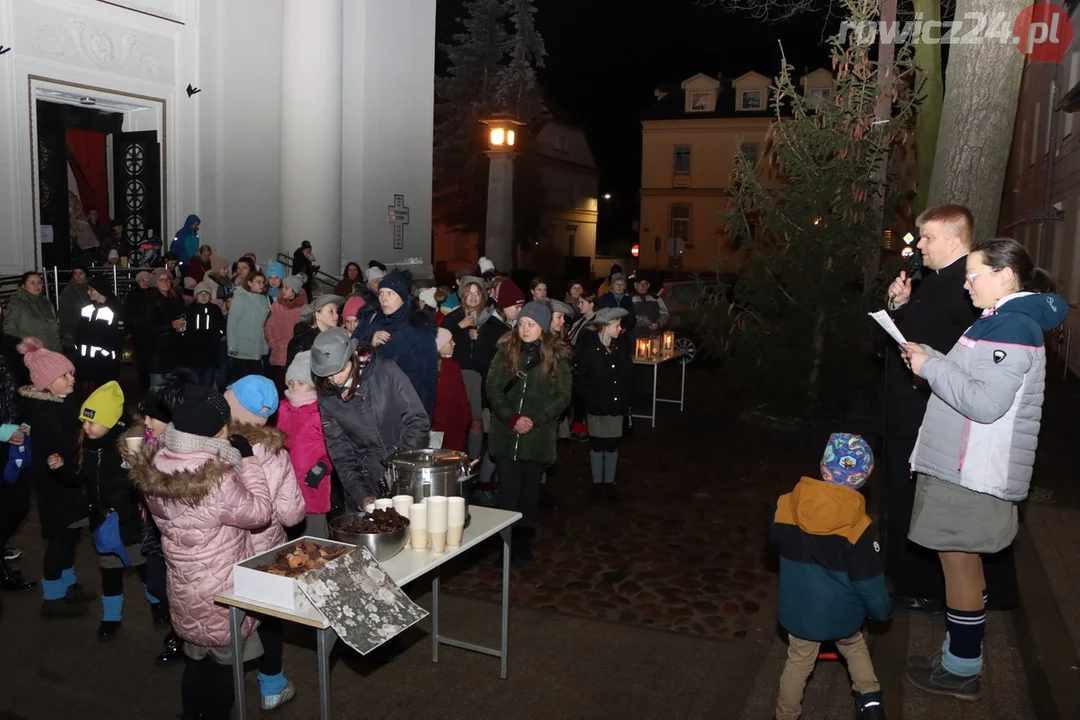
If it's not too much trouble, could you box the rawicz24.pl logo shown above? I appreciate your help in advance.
[838,2,1074,63]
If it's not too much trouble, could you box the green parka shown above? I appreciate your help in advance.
[3,288,61,351]
[485,340,571,466]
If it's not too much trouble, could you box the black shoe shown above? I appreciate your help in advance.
[41,598,89,619]
[604,485,618,504]
[588,485,603,501]
[538,491,560,511]
[157,629,183,666]
[150,602,171,625]
[64,583,97,605]
[98,620,122,641]
[0,562,36,592]
[891,594,943,614]
[854,690,885,719]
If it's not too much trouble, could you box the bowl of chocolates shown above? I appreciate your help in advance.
[329,509,410,561]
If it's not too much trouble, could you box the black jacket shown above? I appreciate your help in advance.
[443,307,500,376]
[884,257,980,438]
[287,322,320,370]
[184,302,226,367]
[598,292,637,333]
[74,297,126,385]
[18,387,86,536]
[317,351,430,508]
[81,418,142,547]
[576,330,633,416]
[135,291,186,374]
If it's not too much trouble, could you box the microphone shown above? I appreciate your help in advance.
[907,247,924,274]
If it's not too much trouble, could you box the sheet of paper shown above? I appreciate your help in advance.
[868,310,908,345]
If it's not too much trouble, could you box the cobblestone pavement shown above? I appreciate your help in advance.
[443,368,853,640]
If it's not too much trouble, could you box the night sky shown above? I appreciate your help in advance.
[435,0,833,246]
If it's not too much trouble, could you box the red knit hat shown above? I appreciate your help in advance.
[342,296,365,320]
[497,280,525,310]
[17,337,75,392]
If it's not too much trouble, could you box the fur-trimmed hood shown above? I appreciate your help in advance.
[17,385,65,403]
[127,443,231,508]
[227,421,286,454]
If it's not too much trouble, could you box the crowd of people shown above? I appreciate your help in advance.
[0,231,678,718]
[6,203,1058,718]
[769,204,1067,720]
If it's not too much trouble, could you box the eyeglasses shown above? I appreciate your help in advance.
[964,268,999,284]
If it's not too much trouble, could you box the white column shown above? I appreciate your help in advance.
[484,152,516,272]
[280,0,343,276]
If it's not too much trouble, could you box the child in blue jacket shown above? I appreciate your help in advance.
[770,433,891,720]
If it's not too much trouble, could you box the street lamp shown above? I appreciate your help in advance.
[603,193,612,200]
[481,114,525,272]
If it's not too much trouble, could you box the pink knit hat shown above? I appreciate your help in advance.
[17,337,75,391]
[436,327,453,352]
[342,296,365,320]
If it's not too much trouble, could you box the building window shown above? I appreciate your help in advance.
[674,145,691,173]
[689,91,712,111]
[740,143,760,166]
[670,204,691,244]
[741,89,763,110]
[808,87,831,103]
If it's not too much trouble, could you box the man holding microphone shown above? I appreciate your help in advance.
[881,204,1018,612]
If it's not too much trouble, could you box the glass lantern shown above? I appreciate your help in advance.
[662,331,675,354]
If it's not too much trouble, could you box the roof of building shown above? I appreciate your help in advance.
[642,66,829,122]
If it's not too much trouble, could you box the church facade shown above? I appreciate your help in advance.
[0,0,436,277]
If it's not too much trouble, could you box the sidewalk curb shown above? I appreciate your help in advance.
[1013,523,1080,720]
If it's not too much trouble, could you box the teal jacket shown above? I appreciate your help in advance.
[226,288,270,360]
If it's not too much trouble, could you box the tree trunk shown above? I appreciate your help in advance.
[807,305,827,403]
[912,0,943,217]
[927,0,1026,241]
[865,0,897,291]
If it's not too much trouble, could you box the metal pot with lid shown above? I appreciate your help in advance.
[387,448,477,526]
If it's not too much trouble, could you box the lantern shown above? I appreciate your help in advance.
[663,331,675,354]
[481,115,525,153]
[650,336,662,358]
[635,337,651,360]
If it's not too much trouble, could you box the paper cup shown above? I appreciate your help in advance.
[427,496,448,533]
[429,530,447,554]
[447,497,466,527]
[392,495,414,518]
[411,526,428,550]
[374,499,393,512]
[124,436,144,451]
[447,525,464,547]
[363,502,376,514]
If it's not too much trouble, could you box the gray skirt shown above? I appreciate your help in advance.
[908,474,1018,554]
[586,414,623,439]
[461,369,484,421]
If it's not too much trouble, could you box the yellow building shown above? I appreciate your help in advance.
[638,68,833,272]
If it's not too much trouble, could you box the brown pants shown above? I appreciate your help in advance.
[775,631,880,720]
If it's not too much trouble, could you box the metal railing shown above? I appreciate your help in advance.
[274,254,339,294]
[41,265,146,310]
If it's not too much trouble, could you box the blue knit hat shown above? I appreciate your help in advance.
[378,269,412,303]
[225,375,279,426]
[820,433,873,489]
[266,262,285,280]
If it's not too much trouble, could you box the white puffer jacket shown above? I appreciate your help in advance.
[910,292,1067,502]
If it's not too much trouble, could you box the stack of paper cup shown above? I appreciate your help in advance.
[447,497,466,547]
[409,504,428,550]
[427,496,449,553]
[363,501,376,514]
[374,499,393,512]
[392,495,413,518]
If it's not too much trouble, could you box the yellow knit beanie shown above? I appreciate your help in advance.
[80,381,125,429]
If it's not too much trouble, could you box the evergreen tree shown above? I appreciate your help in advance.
[434,0,511,232]
[694,0,917,415]
[496,0,548,125]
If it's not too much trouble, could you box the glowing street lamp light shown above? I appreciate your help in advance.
[481,114,526,271]
[603,193,612,200]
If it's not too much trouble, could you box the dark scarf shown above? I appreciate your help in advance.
[519,339,542,371]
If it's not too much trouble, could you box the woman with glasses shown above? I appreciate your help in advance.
[900,237,1067,701]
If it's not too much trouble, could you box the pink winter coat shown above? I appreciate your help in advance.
[129,444,271,649]
[229,423,307,552]
[277,399,333,513]
[264,290,309,367]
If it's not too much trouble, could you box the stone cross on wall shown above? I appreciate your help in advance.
[387,195,410,250]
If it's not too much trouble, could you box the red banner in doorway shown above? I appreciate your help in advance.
[66,128,109,225]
